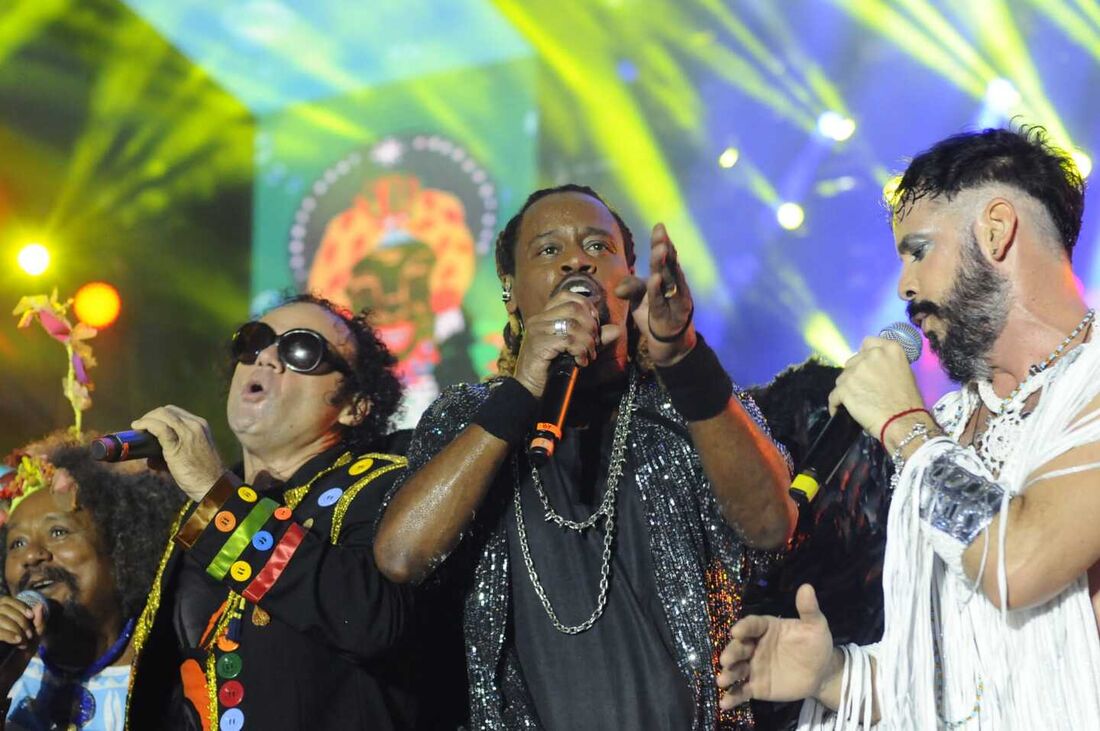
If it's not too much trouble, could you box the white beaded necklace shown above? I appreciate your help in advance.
[972,309,1094,475]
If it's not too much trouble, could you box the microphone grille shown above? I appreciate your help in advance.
[878,321,923,364]
[14,589,51,622]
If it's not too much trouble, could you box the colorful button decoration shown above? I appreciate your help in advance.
[237,486,258,503]
[214,511,237,532]
[348,457,375,475]
[251,530,274,551]
[217,652,243,679]
[273,506,292,520]
[219,707,244,731]
[316,488,343,507]
[229,561,252,582]
[219,680,245,708]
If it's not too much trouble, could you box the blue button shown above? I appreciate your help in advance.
[316,488,343,508]
[251,531,274,551]
[220,707,244,731]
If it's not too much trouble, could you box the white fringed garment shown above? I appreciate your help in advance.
[798,340,1100,729]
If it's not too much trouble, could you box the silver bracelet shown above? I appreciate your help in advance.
[890,422,930,485]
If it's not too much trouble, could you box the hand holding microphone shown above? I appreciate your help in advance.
[513,284,620,464]
[790,322,925,506]
[0,591,51,693]
[128,405,225,502]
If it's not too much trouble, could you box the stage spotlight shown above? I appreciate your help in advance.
[74,281,121,329]
[17,243,50,276]
[816,111,855,142]
[776,202,805,230]
[984,78,1021,113]
[1071,149,1092,179]
[718,147,740,168]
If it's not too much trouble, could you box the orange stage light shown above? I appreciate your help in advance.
[74,281,121,329]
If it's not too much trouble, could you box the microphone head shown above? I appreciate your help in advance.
[878,321,923,364]
[14,589,52,623]
[89,437,113,461]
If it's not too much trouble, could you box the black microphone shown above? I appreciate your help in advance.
[527,353,579,466]
[789,321,923,508]
[89,430,162,462]
[0,590,52,672]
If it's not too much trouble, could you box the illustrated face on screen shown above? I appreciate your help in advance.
[345,239,436,362]
[287,136,502,425]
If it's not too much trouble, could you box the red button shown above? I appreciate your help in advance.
[219,680,245,708]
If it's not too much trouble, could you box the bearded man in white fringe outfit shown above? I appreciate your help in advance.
[717,126,1100,729]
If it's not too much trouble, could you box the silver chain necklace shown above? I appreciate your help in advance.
[512,368,638,634]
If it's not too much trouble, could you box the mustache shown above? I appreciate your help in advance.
[906,299,941,323]
[17,565,79,595]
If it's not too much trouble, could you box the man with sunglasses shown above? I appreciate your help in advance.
[125,294,417,730]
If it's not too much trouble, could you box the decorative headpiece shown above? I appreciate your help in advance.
[12,289,98,434]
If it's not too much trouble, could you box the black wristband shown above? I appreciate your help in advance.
[655,333,734,422]
[472,377,539,446]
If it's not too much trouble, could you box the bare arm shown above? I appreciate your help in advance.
[959,436,1100,610]
[687,398,797,549]
[373,424,512,584]
[623,223,795,549]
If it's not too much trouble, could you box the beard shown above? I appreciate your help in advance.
[906,231,1012,383]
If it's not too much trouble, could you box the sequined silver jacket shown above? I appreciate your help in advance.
[403,373,785,730]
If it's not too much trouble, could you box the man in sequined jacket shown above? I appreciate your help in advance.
[375,184,797,730]
[126,295,417,730]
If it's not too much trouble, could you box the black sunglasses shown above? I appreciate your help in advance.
[231,321,350,375]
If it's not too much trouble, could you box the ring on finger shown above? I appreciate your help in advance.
[553,318,569,337]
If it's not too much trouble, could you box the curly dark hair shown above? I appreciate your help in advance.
[270,293,404,450]
[0,441,185,619]
[894,125,1086,258]
[493,184,638,374]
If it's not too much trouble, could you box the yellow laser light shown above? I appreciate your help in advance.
[1071,149,1092,179]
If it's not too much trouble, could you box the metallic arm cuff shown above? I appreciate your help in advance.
[919,446,1005,547]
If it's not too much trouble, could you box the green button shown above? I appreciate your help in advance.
[217,652,242,679]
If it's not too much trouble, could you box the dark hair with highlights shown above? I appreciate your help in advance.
[278,294,404,450]
[894,125,1086,258]
[0,438,185,618]
[493,184,637,375]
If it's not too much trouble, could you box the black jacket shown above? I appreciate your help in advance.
[126,447,416,730]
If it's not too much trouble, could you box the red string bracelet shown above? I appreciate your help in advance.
[879,407,931,445]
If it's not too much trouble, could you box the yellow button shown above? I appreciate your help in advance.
[237,486,258,503]
[229,561,252,582]
[348,458,375,476]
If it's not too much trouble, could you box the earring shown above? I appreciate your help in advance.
[501,286,512,303]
